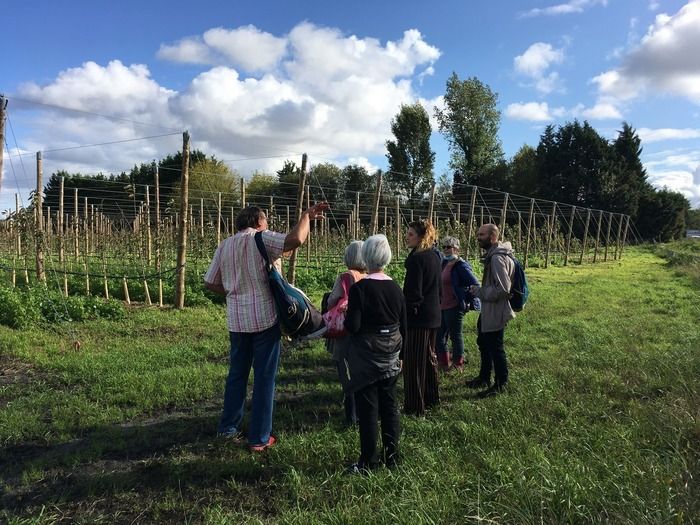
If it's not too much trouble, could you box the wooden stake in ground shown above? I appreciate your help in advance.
[175,131,190,309]
[619,215,630,260]
[564,205,576,266]
[466,186,477,259]
[427,182,436,224]
[0,96,6,196]
[544,202,556,269]
[155,166,163,307]
[395,196,400,260]
[603,211,613,262]
[371,171,382,235]
[500,193,509,234]
[614,213,624,259]
[593,210,603,263]
[579,208,591,264]
[35,152,45,282]
[287,153,307,284]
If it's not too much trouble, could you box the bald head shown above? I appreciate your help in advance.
[476,223,499,249]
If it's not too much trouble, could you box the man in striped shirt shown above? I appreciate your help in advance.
[205,203,327,451]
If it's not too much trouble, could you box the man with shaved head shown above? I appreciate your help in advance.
[467,223,516,397]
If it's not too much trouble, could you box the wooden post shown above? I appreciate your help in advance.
[456,203,461,224]
[466,186,477,259]
[199,198,204,238]
[355,191,361,238]
[0,96,6,196]
[216,192,222,245]
[230,207,235,235]
[579,209,591,264]
[500,193,509,234]
[240,178,246,209]
[395,196,400,260]
[523,199,535,268]
[155,166,163,307]
[427,182,436,223]
[74,188,79,257]
[58,176,65,266]
[371,171,382,235]
[544,202,556,269]
[269,195,274,230]
[619,216,630,260]
[563,206,576,266]
[306,185,311,263]
[286,205,290,233]
[593,210,603,263]
[174,131,190,309]
[35,152,45,282]
[83,196,90,294]
[123,277,131,305]
[145,185,152,265]
[384,206,388,232]
[287,153,307,284]
[614,213,624,259]
[16,193,28,284]
[603,211,613,262]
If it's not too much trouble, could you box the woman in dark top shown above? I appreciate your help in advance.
[342,234,406,473]
[403,219,442,416]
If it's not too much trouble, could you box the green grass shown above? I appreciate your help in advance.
[0,246,698,524]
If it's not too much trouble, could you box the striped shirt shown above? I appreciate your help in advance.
[204,228,287,333]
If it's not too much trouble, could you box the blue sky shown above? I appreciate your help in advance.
[2,0,699,212]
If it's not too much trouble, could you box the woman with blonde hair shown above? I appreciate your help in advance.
[402,219,442,416]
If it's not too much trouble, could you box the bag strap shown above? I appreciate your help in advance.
[339,272,353,298]
[253,231,271,268]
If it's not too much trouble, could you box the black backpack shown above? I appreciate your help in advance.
[254,232,323,337]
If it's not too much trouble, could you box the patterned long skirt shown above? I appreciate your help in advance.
[402,327,440,416]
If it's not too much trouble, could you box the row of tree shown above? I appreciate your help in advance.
[37,73,692,241]
[384,73,692,241]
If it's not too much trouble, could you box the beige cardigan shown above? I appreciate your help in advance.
[476,242,516,333]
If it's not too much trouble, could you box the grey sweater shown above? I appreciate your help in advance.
[476,242,516,332]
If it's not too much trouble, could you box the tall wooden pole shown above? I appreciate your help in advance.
[619,216,630,260]
[370,171,382,235]
[155,166,163,307]
[175,131,190,309]
[563,205,576,266]
[500,193,509,233]
[145,185,152,265]
[74,188,79,257]
[0,96,6,195]
[543,202,556,269]
[395,196,400,261]
[217,192,222,244]
[523,199,535,268]
[466,186,477,259]
[603,211,613,262]
[593,210,603,263]
[287,153,307,284]
[306,185,311,263]
[35,152,45,282]
[240,178,246,209]
[579,209,591,264]
[427,182,436,224]
[614,213,624,259]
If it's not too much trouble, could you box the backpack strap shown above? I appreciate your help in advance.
[253,231,271,268]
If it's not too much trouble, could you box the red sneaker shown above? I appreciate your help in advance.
[249,435,277,452]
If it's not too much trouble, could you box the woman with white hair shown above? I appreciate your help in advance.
[341,234,406,473]
[325,240,367,426]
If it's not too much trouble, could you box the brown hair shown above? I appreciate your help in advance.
[408,219,437,252]
[235,206,265,232]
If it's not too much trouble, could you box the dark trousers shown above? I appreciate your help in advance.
[476,316,508,386]
[354,374,400,468]
[336,360,357,425]
[403,328,440,416]
[437,307,465,359]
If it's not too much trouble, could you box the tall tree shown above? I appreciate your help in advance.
[611,122,648,217]
[386,102,435,208]
[434,73,504,198]
[509,144,538,196]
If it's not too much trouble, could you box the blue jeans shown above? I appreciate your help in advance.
[437,307,465,359]
[218,324,281,445]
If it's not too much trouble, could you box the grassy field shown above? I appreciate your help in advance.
[0,244,698,524]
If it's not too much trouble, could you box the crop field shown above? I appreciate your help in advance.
[0,243,698,524]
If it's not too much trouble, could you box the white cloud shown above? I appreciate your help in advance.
[638,127,700,142]
[505,102,558,121]
[592,1,700,105]
[649,0,661,10]
[9,22,441,206]
[647,166,700,206]
[522,0,608,17]
[514,42,565,94]
[580,102,623,120]
[158,25,287,72]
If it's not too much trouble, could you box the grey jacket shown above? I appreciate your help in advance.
[476,242,515,332]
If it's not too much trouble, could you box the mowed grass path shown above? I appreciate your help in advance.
[0,247,698,524]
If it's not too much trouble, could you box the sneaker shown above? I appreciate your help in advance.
[476,383,507,399]
[249,435,277,452]
[466,377,491,389]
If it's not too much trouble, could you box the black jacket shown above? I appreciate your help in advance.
[403,248,442,329]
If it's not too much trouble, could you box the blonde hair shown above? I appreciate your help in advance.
[409,219,437,252]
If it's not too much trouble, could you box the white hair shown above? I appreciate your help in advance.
[362,234,392,272]
[344,240,366,271]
